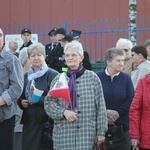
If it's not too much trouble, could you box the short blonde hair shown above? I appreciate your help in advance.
[27,43,45,57]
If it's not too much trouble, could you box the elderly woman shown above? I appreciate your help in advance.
[97,48,134,150]
[18,43,58,150]
[44,41,107,150]
[13,47,30,150]
[19,47,31,73]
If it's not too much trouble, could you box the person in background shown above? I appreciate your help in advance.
[144,39,150,60]
[131,45,150,89]
[20,28,33,50]
[46,27,66,73]
[9,40,19,57]
[69,29,92,70]
[17,43,58,150]
[129,73,150,150]
[116,38,133,75]
[97,48,134,150]
[44,41,107,150]
[0,28,24,150]
[13,47,30,150]
[59,34,73,48]
[45,28,57,66]
[19,47,31,73]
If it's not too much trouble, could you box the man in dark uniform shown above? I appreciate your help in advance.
[45,28,57,67]
[20,28,33,50]
[69,29,92,70]
[45,27,66,73]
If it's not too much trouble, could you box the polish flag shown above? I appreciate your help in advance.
[49,73,71,103]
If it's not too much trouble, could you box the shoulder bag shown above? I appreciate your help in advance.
[102,125,127,149]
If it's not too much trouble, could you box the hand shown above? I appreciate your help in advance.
[107,109,119,124]
[21,99,30,108]
[131,139,140,148]
[0,96,6,106]
[108,118,115,125]
[64,110,78,122]
[29,100,37,105]
[95,136,105,148]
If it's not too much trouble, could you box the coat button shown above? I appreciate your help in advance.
[77,94,80,97]
[77,126,80,129]
[77,111,81,114]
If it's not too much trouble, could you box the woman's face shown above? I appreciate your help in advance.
[64,48,84,70]
[107,55,124,73]
[29,51,45,70]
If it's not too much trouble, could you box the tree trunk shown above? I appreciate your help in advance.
[128,0,137,46]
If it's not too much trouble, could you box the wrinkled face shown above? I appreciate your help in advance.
[107,55,124,73]
[64,48,84,70]
[9,41,18,51]
[21,32,31,45]
[123,49,131,59]
[0,28,4,50]
[29,51,45,70]
[146,45,150,57]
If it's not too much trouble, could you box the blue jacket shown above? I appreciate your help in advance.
[97,70,134,130]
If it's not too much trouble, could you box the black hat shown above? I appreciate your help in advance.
[54,28,66,35]
[70,30,82,39]
[48,28,57,36]
[21,28,31,34]
[59,34,73,42]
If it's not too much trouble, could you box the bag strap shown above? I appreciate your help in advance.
[96,143,106,150]
[102,143,107,150]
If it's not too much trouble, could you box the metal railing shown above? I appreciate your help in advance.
[1,16,150,72]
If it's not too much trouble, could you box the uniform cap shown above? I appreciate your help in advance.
[21,28,31,34]
[70,30,82,39]
[59,34,73,42]
[54,28,66,35]
[48,28,57,36]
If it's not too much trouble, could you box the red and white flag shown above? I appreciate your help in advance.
[49,73,71,103]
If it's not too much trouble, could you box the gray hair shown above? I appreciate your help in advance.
[27,43,45,57]
[19,47,28,66]
[116,38,133,50]
[64,41,84,56]
[104,47,125,65]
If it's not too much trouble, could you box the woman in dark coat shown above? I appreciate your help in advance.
[18,43,58,150]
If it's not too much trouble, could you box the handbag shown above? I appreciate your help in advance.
[103,125,127,149]
[42,117,53,147]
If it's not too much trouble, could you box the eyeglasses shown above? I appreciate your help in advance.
[131,54,135,57]
[123,49,129,52]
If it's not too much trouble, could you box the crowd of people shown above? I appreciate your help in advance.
[0,26,150,150]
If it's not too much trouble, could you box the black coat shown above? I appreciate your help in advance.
[18,68,58,150]
[45,43,66,73]
[83,50,92,70]
[19,40,33,50]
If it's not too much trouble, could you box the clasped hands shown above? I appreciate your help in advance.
[21,99,36,108]
[107,109,119,125]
